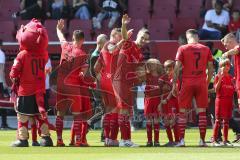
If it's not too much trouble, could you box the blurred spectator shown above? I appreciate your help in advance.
[73,0,91,20]
[46,0,70,19]
[212,0,233,12]
[199,0,230,40]
[0,40,10,129]
[19,0,47,20]
[92,0,127,29]
[228,9,240,33]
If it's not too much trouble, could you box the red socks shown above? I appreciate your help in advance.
[173,124,179,142]
[146,123,152,143]
[56,116,64,141]
[213,119,220,141]
[118,114,130,140]
[177,112,187,140]
[154,124,159,143]
[198,112,207,141]
[110,113,119,140]
[223,119,229,142]
[73,116,82,143]
[165,125,173,142]
[80,121,88,144]
[70,121,75,143]
[103,114,111,139]
[31,123,37,142]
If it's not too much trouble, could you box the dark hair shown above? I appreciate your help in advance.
[178,34,187,45]
[186,29,198,36]
[215,0,224,8]
[0,39,2,46]
[73,30,84,41]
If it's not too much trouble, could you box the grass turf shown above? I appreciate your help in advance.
[0,129,240,160]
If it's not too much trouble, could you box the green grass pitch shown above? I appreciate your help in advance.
[0,129,240,160]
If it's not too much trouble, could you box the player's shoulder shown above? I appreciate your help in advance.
[17,50,28,57]
[121,40,135,51]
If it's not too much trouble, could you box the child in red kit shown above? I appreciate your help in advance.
[212,58,234,147]
[144,58,163,147]
[160,60,179,147]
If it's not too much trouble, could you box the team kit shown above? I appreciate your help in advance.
[9,14,240,148]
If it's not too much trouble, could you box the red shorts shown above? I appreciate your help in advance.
[112,80,134,110]
[215,98,233,119]
[100,75,117,109]
[144,97,160,117]
[178,78,208,109]
[162,97,179,115]
[56,94,92,115]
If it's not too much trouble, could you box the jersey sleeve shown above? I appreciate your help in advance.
[207,48,214,62]
[175,46,184,63]
[10,52,24,79]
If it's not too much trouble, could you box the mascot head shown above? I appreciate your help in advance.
[16,19,48,52]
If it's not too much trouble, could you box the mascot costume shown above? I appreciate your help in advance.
[10,19,53,147]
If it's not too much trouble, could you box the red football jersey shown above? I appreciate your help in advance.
[176,43,213,80]
[234,45,240,89]
[145,73,161,98]
[214,74,234,98]
[10,50,48,96]
[99,41,120,77]
[113,41,144,81]
[59,41,87,83]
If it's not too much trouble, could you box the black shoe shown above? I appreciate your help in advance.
[0,125,13,130]
[154,142,160,147]
[146,141,153,147]
[32,141,40,146]
[39,136,53,147]
[11,140,29,147]
[232,134,240,143]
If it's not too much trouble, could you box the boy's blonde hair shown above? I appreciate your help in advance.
[164,60,175,68]
[145,58,163,74]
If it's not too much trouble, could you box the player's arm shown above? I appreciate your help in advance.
[207,61,214,86]
[214,74,223,92]
[222,48,239,58]
[94,57,103,80]
[121,14,130,40]
[10,55,23,82]
[56,19,66,42]
[171,60,182,96]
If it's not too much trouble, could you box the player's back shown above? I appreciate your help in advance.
[176,43,212,79]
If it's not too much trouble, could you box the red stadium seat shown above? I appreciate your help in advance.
[177,5,201,18]
[68,19,93,41]
[0,0,20,20]
[148,19,171,40]
[128,19,145,40]
[171,18,197,39]
[233,0,240,10]
[128,0,150,23]
[153,0,176,6]
[44,20,59,41]
[152,5,176,20]
[44,20,68,41]
[179,0,202,7]
[0,21,16,42]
